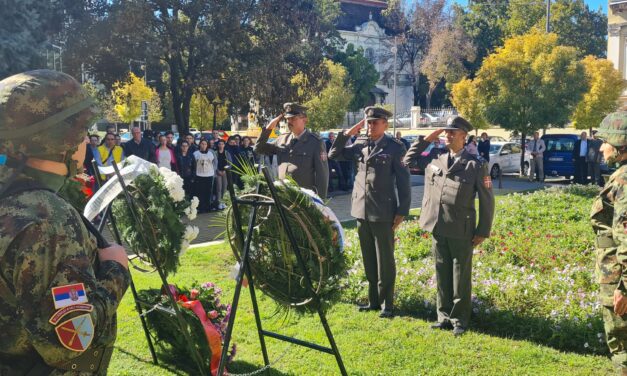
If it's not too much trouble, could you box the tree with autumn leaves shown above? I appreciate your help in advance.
[451,32,625,172]
[111,72,163,126]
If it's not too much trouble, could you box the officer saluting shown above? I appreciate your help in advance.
[254,103,329,199]
[329,106,411,318]
[404,116,494,336]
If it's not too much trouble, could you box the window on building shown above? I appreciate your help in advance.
[365,48,375,64]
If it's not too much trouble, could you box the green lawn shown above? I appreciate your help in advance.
[109,241,614,375]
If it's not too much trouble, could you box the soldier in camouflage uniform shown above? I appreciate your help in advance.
[592,110,627,375]
[0,70,130,375]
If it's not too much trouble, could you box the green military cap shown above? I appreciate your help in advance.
[443,116,473,133]
[597,110,627,148]
[364,106,392,121]
[283,102,308,118]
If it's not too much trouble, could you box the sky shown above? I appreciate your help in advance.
[453,0,608,13]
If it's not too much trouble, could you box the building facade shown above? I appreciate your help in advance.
[337,0,414,115]
[608,0,627,104]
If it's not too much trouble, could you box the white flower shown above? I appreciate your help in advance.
[180,240,190,254]
[159,167,186,202]
[230,262,242,280]
[185,197,199,220]
[183,225,199,242]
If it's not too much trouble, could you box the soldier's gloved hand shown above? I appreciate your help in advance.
[98,244,129,270]
[392,215,404,231]
[472,236,486,247]
[267,114,284,131]
[425,129,444,143]
[614,289,627,316]
[346,119,365,137]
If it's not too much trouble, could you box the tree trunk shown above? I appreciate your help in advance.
[520,131,527,177]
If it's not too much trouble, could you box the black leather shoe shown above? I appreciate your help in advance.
[453,326,466,336]
[430,321,453,330]
[357,304,379,312]
[379,309,394,318]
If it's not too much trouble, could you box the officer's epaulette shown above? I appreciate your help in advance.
[355,136,369,142]
[390,138,404,146]
[308,131,321,140]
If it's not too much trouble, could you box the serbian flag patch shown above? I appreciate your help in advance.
[483,176,493,189]
[51,283,88,309]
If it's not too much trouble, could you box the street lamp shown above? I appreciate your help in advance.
[390,37,398,135]
[212,98,222,131]
[128,59,147,83]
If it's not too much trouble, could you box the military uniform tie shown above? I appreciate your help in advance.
[448,153,454,168]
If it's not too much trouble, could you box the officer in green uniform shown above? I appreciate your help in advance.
[254,103,329,199]
[592,110,627,375]
[404,117,495,335]
[329,106,411,318]
[0,70,130,375]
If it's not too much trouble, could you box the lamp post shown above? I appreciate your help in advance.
[390,37,398,135]
[212,98,222,131]
[128,59,147,83]
[546,0,551,33]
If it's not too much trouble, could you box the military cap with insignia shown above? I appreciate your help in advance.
[443,116,473,133]
[283,102,308,118]
[365,106,392,121]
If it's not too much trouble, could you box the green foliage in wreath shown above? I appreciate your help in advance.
[225,176,347,314]
[112,167,195,275]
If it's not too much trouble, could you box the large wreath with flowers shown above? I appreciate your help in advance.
[111,164,199,275]
[138,282,235,375]
[225,178,346,313]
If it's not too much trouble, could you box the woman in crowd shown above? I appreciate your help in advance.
[193,139,216,213]
[177,140,196,199]
[465,135,478,156]
[226,135,244,189]
[156,134,178,172]
[215,139,231,209]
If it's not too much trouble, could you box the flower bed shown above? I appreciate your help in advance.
[342,185,607,354]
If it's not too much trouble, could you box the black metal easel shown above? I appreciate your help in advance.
[92,160,207,374]
[216,166,348,376]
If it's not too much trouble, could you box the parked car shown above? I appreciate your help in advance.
[541,134,577,179]
[488,142,530,179]
[195,130,230,142]
[409,138,446,175]
[488,136,508,142]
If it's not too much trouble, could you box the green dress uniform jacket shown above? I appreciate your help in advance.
[254,128,329,199]
[404,139,494,239]
[0,167,130,375]
[328,132,411,221]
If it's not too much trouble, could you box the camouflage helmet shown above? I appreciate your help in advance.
[0,69,97,161]
[597,111,627,148]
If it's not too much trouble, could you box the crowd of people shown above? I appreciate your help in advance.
[85,126,263,213]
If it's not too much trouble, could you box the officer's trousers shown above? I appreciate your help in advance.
[357,220,395,311]
[529,155,544,181]
[432,234,473,328]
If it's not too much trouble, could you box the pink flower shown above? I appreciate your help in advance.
[190,289,199,300]
[208,310,219,319]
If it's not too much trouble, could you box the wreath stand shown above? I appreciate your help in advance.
[92,160,207,375]
[216,166,348,376]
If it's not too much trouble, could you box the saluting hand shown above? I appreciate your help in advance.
[267,114,284,131]
[346,119,365,137]
[392,215,404,231]
[614,289,627,316]
[425,129,444,143]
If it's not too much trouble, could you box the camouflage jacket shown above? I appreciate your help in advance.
[0,166,130,375]
[591,164,627,298]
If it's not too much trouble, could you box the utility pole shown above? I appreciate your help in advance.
[392,36,398,135]
[546,0,551,33]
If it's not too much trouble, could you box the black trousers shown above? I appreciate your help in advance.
[194,176,214,212]
[574,157,588,184]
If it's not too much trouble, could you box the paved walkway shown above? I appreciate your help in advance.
[186,175,547,244]
[102,175,549,245]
